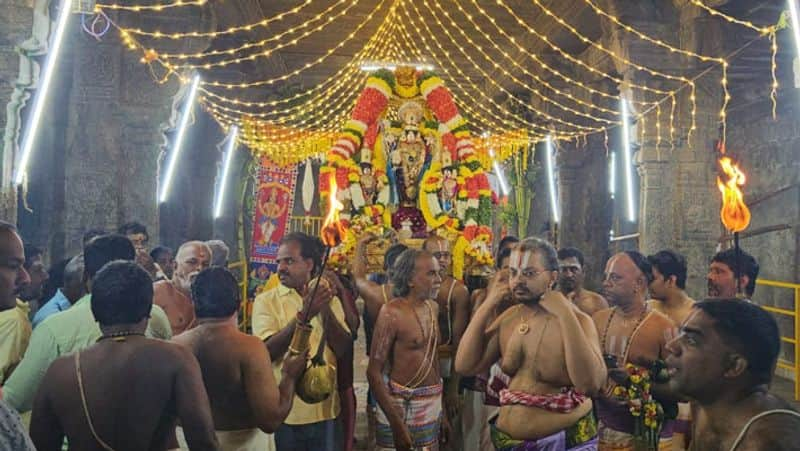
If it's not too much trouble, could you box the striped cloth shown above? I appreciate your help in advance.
[484,363,511,406]
[376,380,443,450]
[499,387,587,414]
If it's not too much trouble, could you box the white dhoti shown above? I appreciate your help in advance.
[176,426,273,451]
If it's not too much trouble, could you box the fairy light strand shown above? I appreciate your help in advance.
[202,0,390,89]
[117,0,313,39]
[96,0,206,12]
[162,0,358,64]
[447,0,622,117]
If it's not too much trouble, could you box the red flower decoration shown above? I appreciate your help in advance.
[426,86,458,123]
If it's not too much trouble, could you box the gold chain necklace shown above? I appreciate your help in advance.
[516,304,539,335]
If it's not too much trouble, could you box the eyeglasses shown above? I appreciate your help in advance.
[510,268,548,280]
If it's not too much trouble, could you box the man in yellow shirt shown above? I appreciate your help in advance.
[252,232,352,451]
[0,221,32,384]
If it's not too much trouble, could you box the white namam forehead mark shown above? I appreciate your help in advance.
[510,249,536,271]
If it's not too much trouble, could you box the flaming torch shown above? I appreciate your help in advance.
[717,152,751,297]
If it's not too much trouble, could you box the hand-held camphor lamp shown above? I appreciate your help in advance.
[159,74,201,203]
[213,126,238,218]
[14,0,72,186]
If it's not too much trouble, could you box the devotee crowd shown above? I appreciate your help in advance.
[1,219,799,451]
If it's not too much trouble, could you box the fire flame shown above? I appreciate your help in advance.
[321,179,346,247]
[716,156,751,233]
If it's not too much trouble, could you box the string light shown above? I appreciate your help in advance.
[720,61,730,143]
[444,0,621,117]
[202,0,390,89]
[468,0,656,110]
[96,0,205,12]
[395,7,541,134]
[404,0,605,135]
[117,0,312,39]
[394,5,533,135]
[581,0,725,64]
[496,0,674,95]
[162,0,358,64]
[199,12,397,131]
[621,98,636,223]
[199,14,399,110]
[669,95,676,152]
[771,32,779,119]
[159,75,201,203]
[467,0,653,108]
[15,0,71,186]
[394,17,526,133]
[214,125,238,218]
[425,0,618,127]
[689,0,776,35]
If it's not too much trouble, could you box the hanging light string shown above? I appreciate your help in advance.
[404,0,606,135]
[493,0,678,99]
[200,11,400,151]
[115,0,313,39]
[425,0,618,128]
[394,6,538,134]
[162,1,360,66]
[198,10,398,128]
[688,0,779,120]
[196,20,394,125]
[201,0,390,89]
[465,0,655,109]
[528,0,699,85]
[689,0,777,35]
[580,0,725,64]
[96,0,206,12]
[394,9,538,136]
[442,0,622,117]
[199,8,399,110]
[493,0,702,143]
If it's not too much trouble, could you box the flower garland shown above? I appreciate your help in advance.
[611,362,677,451]
[322,68,495,276]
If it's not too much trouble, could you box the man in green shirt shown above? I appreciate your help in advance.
[3,234,172,413]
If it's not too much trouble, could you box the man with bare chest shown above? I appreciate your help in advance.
[456,237,605,450]
[354,234,408,448]
[646,250,695,451]
[422,235,469,447]
[153,241,211,335]
[558,247,608,316]
[30,261,218,451]
[647,250,695,326]
[173,267,307,450]
[368,249,447,451]
[665,299,800,451]
[593,251,677,450]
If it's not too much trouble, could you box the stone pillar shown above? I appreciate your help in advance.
[634,147,674,255]
[557,133,614,289]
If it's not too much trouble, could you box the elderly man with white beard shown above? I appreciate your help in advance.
[153,241,211,335]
